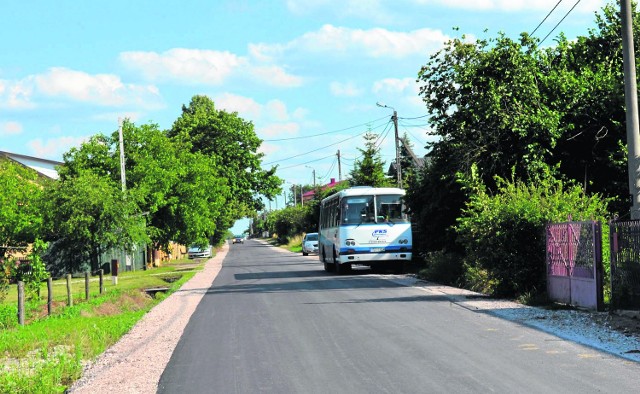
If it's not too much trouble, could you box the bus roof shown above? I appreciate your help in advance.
[321,187,405,204]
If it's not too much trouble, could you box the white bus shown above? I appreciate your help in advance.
[318,187,412,274]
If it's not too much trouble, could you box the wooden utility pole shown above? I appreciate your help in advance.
[392,110,402,189]
[337,150,342,181]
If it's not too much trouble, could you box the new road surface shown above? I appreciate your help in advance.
[158,239,640,393]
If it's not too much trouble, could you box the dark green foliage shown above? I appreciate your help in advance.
[0,157,46,260]
[418,250,464,286]
[455,166,610,298]
[349,132,393,187]
[41,168,147,273]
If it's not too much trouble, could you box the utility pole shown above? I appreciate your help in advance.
[337,150,342,181]
[301,186,304,207]
[376,102,402,189]
[622,0,640,219]
[293,184,297,206]
[392,110,402,189]
[118,118,126,193]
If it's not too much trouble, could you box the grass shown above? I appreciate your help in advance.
[0,256,208,393]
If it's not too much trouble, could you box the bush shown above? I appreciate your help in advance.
[456,165,610,298]
[418,250,464,286]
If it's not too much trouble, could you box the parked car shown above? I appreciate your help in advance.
[232,235,245,244]
[188,245,212,259]
[302,232,319,256]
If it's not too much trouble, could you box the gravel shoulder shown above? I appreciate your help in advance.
[68,243,228,394]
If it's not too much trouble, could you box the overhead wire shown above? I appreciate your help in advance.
[262,115,390,142]
[530,0,564,36]
[540,0,581,45]
[263,128,370,165]
[277,154,336,170]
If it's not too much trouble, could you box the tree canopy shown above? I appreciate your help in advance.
[0,157,46,259]
[349,132,393,187]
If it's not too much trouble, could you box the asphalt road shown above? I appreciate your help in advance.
[158,239,640,393]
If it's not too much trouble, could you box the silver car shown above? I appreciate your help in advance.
[302,232,319,256]
[188,245,212,259]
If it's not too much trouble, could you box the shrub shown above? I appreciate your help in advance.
[456,165,610,298]
[418,250,464,286]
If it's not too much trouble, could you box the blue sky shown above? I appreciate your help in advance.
[0,0,608,233]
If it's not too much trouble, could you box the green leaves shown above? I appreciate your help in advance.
[349,132,393,187]
[0,157,45,259]
[168,95,282,244]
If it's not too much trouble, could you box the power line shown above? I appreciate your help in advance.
[264,129,369,165]
[397,114,429,120]
[277,154,336,170]
[540,0,581,45]
[262,116,389,142]
[530,0,564,37]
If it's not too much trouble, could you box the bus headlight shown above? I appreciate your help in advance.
[398,239,408,244]
[346,239,356,246]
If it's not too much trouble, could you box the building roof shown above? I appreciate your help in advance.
[0,151,62,179]
[302,178,346,200]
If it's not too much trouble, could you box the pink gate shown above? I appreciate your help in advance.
[545,221,603,311]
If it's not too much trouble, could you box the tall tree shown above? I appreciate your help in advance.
[349,132,392,187]
[41,168,145,274]
[120,121,228,249]
[168,95,282,243]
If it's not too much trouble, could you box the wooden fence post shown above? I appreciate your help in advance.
[47,277,53,316]
[85,271,90,300]
[17,281,25,326]
[66,274,73,307]
[99,269,104,294]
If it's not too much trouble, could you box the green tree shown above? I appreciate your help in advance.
[0,157,46,259]
[120,121,228,250]
[168,95,282,243]
[41,168,146,274]
[349,132,392,187]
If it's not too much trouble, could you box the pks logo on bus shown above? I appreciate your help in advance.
[372,229,388,238]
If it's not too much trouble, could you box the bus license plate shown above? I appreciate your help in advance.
[370,247,384,253]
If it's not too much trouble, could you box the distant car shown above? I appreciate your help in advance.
[232,235,245,244]
[188,245,212,259]
[302,232,319,256]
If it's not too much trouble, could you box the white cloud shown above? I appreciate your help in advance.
[1,121,23,136]
[372,78,418,95]
[252,24,449,60]
[214,93,306,125]
[249,65,303,87]
[121,49,303,88]
[265,100,289,122]
[0,68,162,109]
[0,78,35,109]
[27,135,89,158]
[214,93,263,119]
[120,48,246,85]
[330,81,363,97]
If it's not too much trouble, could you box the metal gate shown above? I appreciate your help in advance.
[546,221,603,311]
[610,220,640,309]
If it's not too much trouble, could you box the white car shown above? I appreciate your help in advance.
[302,232,319,256]
[188,245,212,259]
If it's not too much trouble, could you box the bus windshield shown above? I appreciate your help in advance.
[376,195,408,223]
[340,194,407,224]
